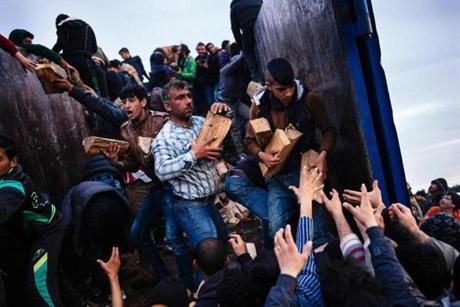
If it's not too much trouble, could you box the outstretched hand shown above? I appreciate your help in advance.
[228,233,247,257]
[14,51,37,72]
[97,247,121,280]
[101,143,121,163]
[343,180,384,209]
[274,225,312,278]
[320,189,342,217]
[289,166,323,206]
[51,75,74,93]
[343,184,378,229]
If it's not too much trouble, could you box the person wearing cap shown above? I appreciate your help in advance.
[244,58,336,246]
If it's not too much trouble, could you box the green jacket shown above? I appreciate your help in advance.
[9,29,62,64]
[177,55,197,85]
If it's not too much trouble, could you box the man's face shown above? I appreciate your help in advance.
[207,44,216,54]
[267,79,295,105]
[0,148,17,177]
[196,45,207,57]
[164,87,193,120]
[22,36,33,45]
[119,51,130,61]
[428,183,442,199]
[121,96,147,121]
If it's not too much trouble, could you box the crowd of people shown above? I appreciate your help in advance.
[1,1,460,306]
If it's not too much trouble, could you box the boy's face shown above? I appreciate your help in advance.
[0,148,17,177]
[120,96,147,121]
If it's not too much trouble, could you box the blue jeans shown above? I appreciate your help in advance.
[203,85,216,106]
[130,186,193,288]
[173,197,228,248]
[224,175,272,248]
[266,170,329,247]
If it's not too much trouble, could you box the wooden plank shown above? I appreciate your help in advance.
[260,124,303,177]
[196,111,232,149]
[82,136,129,156]
[249,117,272,149]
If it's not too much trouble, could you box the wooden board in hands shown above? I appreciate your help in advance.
[35,63,65,94]
[259,124,303,177]
[301,150,324,203]
[196,111,232,149]
[82,136,129,156]
[249,117,272,149]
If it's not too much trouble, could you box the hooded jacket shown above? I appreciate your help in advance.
[0,165,58,235]
[52,17,97,58]
[9,29,62,64]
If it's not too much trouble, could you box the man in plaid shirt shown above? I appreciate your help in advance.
[153,80,228,248]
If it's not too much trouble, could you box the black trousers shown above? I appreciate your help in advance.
[241,22,262,82]
[63,54,99,92]
[27,214,65,307]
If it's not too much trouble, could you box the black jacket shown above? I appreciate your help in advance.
[195,53,220,87]
[124,55,149,81]
[52,18,97,57]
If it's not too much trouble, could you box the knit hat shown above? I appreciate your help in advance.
[144,276,188,307]
[266,58,294,86]
[420,213,460,251]
[55,14,69,27]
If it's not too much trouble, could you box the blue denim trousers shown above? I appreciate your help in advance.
[173,197,228,248]
[266,170,329,247]
[224,174,273,248]
[130,185,193,288]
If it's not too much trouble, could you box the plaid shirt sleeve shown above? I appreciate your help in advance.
[295,216,324,306]
[153,130,197,182]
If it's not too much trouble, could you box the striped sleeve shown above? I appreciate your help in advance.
[340,233,366,267]
[295,216,323,306]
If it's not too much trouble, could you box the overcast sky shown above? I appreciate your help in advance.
[1,0,459,191]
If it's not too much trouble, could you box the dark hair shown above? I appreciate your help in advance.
[162,79,188,103]
[119,85,148,102]
[0,135,17,159]
[229,42,240,58]
[217,269,260,307]
[319,259,384,307]
[196,42,205,49]
[396,241,450,299]
[171,45,179,53]
[221,40,230,50]
[431,178,449,194]
[144,276,188,307]
[267,58,295,86]
[248,250,279,303]
[205,42,215,52]
[109,59,122,68]
[179,43,190,55]
[196,238,226,276]
[118,47,129,54]
[446,191,460,210]
[55,14,69,27]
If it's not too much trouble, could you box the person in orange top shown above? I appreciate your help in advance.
[423,191,460,221]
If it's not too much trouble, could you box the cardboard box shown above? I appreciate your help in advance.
[82,136,129,156]
[196,111,232,149]
[259,124,303,177]
[249,117,273,149]
[34,63,64,94]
